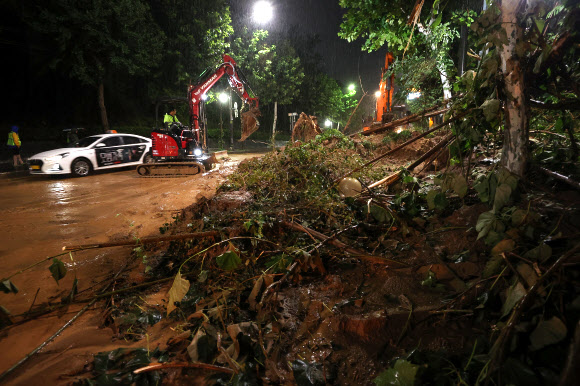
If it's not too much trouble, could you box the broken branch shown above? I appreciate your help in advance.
[62,231,220,251]
[133,362,234,375]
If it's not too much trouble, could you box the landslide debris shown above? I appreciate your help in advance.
[48,128,580,385]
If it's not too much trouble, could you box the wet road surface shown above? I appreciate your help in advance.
[0,154,260,382]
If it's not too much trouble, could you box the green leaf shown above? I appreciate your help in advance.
[370,204,393,223]
[524,243,552,262]
[480,99,500,122]
[426,189,438,210]
[292,360,326,386]
[476,211,496,240]
[483,254,504,278]
[0,279,19,294]
[529,317,567,351]
[49,258,67,284]
[492,184,512,212]
[167,272,190,316]
[452,175,468,198]
[216,251,242,271]
[374,359,419,386]
[501,282,526,318]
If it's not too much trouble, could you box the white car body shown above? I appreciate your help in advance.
[28,133,152,177]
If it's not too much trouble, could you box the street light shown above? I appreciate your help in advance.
[253,1,273,24]
[219,92,229,104]
[374,90,381,98]
[325,119,332,128]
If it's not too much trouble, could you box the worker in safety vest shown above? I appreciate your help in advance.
[164,107,180,130]
[7,126,24,166]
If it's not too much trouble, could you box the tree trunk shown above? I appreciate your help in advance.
[500,0,529,177]
[98,82,110,133]
[272,100,278,148]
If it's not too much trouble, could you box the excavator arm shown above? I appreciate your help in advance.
[188,55,260,143]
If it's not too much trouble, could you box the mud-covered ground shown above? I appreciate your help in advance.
[0,153,263,384]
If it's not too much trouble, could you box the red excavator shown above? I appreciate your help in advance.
[137,54,260,176]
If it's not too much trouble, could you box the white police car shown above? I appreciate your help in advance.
[28,133,152,177]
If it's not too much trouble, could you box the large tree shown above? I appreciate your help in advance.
[339,0,580,177]
[231,29,304,138]
[24,0,165,132]
[150,0,233,95]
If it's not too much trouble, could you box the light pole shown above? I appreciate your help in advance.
[219,92,229,149]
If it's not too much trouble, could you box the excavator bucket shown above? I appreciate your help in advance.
[240,107,261,141]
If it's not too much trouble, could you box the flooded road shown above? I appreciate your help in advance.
[0,153,261,383]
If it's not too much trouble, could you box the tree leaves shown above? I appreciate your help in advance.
[480,99,500,122]
[0,279,19,294]
[501,282,526,318]
[49,258,67,284]
[216,251,242,271]
[167,272,190,316]
[374,359,419,386]
[529,317,567,351]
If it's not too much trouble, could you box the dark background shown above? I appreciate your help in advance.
[0,0,387,137]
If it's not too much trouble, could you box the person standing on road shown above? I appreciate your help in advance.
[164,107,180,130]
[67,128,79,145]
[7,126,24,166]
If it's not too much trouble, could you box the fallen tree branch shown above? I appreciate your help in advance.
[487,242,580,380]
[133,362,234,375]
[352,104,447,137]
[343,92,368,133]
[536,166,580,190]
[0,258,130,383]
[62,231,220,251]
[335,112,466,185]
[368,134,455,188]
[529,99,580,111]
[280,220,408,267]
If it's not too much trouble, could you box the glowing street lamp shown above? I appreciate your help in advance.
[219,92,229,104]
[348,84,355,93]
[374,90,381,98]
[253,1,273,24]
[325,119,332,128]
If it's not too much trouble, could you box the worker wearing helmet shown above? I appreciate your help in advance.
[164,107,180,130]
[7,126,24,166]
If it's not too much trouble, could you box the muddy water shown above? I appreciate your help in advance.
[0,154,261,384]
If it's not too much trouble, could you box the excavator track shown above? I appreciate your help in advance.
[137,162,206,177]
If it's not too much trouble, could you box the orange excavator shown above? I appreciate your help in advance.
[363,52,396,131]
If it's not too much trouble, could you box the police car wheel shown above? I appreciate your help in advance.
[72,159,92,177]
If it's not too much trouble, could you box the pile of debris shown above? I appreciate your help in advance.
[3,111,579,385]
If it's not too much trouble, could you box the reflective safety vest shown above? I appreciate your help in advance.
[164,113,180,125]
[7,132,20,147]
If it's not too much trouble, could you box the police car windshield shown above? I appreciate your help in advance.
[75,136,101,148]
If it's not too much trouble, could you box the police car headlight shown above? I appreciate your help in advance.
[44,152,70,162]
[193,148,203,157]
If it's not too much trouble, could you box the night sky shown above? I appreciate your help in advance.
[229,0,389,94]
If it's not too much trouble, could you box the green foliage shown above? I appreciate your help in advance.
[87,347,168,384]
[231,29,304,106]
[25,0,165,87]
[374,359,420,386]
[49,258,67,285]
[216,251,242,271]
[0,279,19,294]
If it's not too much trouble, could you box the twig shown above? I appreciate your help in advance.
[0,258,130,382]
[62,231,220,251]
[343,92,368,133]
[487,242,580,379]
[559,320,580,386]
[133,362,234,375]
[536,166,580,190]
[281,220,408,267]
